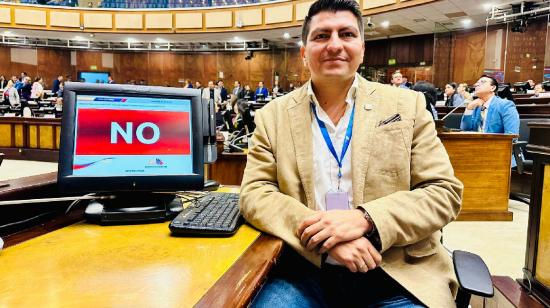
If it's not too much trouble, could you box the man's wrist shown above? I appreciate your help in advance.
[356,208,374,235]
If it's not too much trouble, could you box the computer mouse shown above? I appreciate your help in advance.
[204,180,220,191]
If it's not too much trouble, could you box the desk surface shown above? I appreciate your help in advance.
[0,182,284,308]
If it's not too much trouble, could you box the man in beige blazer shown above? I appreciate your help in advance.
[240,0,463,307]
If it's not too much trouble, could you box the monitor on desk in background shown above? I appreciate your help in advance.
[78,71,110,84]
[58,83,207,224]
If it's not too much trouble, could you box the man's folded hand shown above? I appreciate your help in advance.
[327,237,382,273]
[297,209,370,253]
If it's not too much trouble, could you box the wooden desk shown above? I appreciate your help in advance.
[207,151,247,186]
[0,177,283,307]
[439,132,515,221]
[0,117,61,162]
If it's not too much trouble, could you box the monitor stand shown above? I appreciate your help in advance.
[84,192,183,225]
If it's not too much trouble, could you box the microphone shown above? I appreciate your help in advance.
[441,101,468,121]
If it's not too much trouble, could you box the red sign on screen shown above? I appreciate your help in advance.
[75,109,191,155]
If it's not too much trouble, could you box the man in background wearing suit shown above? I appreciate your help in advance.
[233,80,244,99]
[240,0,463,307]
[217,80,229,102]
[460,75,519,165]
[52,75,63,96]
[254,81,268,100]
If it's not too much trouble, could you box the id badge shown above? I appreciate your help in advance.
[325,190,350,211]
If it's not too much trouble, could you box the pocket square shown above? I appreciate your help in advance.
[378,114,402,127]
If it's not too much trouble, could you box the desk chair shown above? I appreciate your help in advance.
[452,250,493,307]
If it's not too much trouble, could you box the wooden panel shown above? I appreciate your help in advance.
[364,0,396,9]
[55,126,61,149]
[38,126,53,149]
[0,7,10,24]
[208,152,247,185]
[205,11,232,28]
[235,9,262,27]
[115,13,143,29]
[296,1,314,21]
[433,33,452,88]
[535,164,550,286]
[0,124,11,147]
[145,13,172,29]
[50,11,80,28]
[14,9,46,26]
[505,17,547,83]
[83,13,112,29]
[146,52,184,86]
[28,125,37,148]
[452,29,486,85]
[113,52,149,85]
[265,5,292,24]
[249,51,273,89]
[37,49,72,87]
[14,124,24,148]
[440,132,515,221]
[174,13,202,29]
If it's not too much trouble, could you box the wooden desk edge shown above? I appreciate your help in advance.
[492,276,546,308]
[195,234,284,308]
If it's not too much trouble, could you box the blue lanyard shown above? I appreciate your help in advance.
[311,103,355,188]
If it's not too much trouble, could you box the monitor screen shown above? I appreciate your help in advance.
[78,71,110,83]
[58,83,204,193]
[72,95,193,177]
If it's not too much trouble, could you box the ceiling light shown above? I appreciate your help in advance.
[89,33,95,38]
[156,37,167,43]
[127,37,137,43]
[380,21,390,28]
[461,19,472,26]
[3,31,12,36]
[283,32,291,39]
[74,36,85,41]
[233,36,240,41]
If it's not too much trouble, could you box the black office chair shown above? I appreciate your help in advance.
[453,250,494,307]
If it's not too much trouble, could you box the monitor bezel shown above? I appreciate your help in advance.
[58,82,204,193]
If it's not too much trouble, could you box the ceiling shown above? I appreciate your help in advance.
[0,0,548,48]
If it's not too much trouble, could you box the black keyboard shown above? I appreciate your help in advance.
[169,192,242,236]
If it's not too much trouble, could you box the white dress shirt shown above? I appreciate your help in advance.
[464,94,493,132]
[308,74,359,212]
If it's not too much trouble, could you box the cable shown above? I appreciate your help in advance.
[0,210,59,231]
[0,194,115,206]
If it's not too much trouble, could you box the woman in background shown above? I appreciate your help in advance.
[31,76,44,99]
[412,81,438,120]
[457,83,473,102]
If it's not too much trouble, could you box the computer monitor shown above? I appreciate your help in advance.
[58,83,207,224]
[78,71,110,84]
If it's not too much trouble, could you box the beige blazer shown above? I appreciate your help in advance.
[239,76,464,307]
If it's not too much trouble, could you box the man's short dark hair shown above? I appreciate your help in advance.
[301,0,363,46]
[481,75,499,94]
[412,81,437,106]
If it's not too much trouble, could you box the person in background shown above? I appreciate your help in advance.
[31,77,45,99]
[526,79,536,90]
[20,77,32,101]
[183,79,193,88]
[242,85,253,100]
[195,81,203,90]
[5,80,20,108]
[202,80,221,105]
[0,76,7,90]
[218,80,229,102]
[14,75,24,91]
[107,75,115,84]
[532,83,545,97]
[457,83,473,102]
[444,82,462,107]
[412,81,438,120]
[233,81,243,99]
[272,80,282,96]
[460,75,519,164]
[52,75,63,96]
[390,71,407,88]
[254,81,268,100]
[57,82,64,98]
[402,76,412,88]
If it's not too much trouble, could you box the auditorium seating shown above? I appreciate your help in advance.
[99,0,264,8]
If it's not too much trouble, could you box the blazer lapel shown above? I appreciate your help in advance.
[288,85,315,209]
[351,79,381,205]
